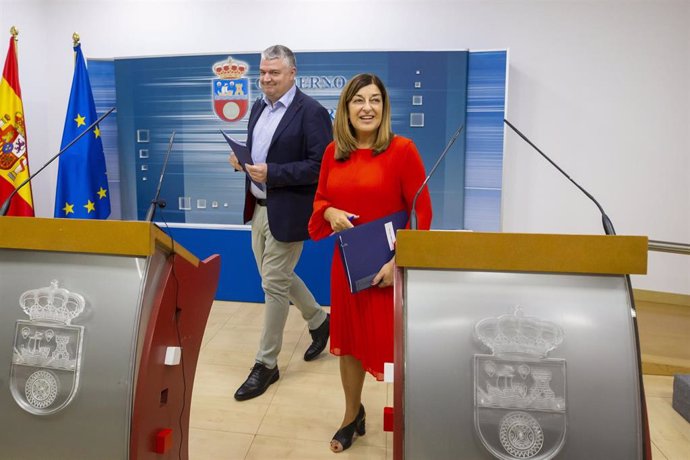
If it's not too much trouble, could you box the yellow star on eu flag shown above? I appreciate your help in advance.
[74,114,86,127]
[97,187,108,199]
[94,126,101,138]
[84,200,95,213]
[62,202,75,215]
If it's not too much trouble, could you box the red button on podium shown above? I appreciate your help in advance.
[155,428,173,454]
[383,406,394,432]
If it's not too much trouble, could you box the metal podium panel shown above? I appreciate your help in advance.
[0,249,151,459]
[403,269,643,460]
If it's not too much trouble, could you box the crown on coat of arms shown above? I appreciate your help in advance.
[474,306,564,358]
[213,57,248,80]
[20,280,85,325]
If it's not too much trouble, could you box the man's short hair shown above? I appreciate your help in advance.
[261,45,296,69]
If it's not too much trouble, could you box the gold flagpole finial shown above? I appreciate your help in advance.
[72,32,80,47]
[10,26,18,40]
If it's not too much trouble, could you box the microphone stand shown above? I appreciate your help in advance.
[0,107,116,216]
[504,117,653,459]
[503,118,616,235]
[144,130,176,222]
[410,124,464,230]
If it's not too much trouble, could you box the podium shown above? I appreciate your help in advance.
[0,217,220,459]
[393,231,648,460]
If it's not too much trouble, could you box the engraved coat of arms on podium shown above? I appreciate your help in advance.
[474,306,567,459]
[10,280,85,415]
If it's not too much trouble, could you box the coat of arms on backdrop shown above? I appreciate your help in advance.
[10,280,85,415]
[473,306,567,460]
[211,57,250,122]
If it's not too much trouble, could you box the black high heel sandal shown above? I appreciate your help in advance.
[331,404,366,453]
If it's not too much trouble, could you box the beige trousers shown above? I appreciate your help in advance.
[251,204,327,368]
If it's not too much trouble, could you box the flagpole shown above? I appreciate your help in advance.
[10,26,17,57]
[72,32,79,47]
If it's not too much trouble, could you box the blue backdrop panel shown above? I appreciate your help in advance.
[164,226,335,304]
[464,51,507,231]
[90,50,507,303]
[113,51,469,229]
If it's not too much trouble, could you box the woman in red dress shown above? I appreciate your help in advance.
[308,73,432,452]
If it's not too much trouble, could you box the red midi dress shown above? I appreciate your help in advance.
[308,136,432,379]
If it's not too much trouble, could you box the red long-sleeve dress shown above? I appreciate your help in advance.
[309,136,432,380]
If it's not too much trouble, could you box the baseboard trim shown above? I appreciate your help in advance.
[642,355,690,376]
[633,289,690,307]
[635,289,690,376]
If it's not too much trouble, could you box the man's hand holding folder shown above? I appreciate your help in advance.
[221,130,265,191]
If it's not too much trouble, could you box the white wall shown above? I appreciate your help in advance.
[1,0,688,294]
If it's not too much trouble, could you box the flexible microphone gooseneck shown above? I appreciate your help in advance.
[144,130,176,222]
[0,107,116,217]
[504,118,656,459]
[503,119,616,235]
[410,124,465,230]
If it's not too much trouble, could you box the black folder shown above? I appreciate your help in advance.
[337,210,408,293]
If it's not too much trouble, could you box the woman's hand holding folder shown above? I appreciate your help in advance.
[371,257,395,288]
[324,207,359,233]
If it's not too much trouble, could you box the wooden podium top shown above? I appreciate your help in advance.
[0,217,198,265]
[396,230,647,275]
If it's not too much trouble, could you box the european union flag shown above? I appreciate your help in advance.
[54,43,110,219]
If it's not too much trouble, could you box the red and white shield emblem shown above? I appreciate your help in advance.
[211,57,250,123]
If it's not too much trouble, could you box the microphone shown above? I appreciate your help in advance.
[144,130,176,222]
[505,119,652,458]
[0,107,116,217]
[410,123,464,230]
[503,119,616,235]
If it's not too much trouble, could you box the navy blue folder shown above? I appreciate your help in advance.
[220,130,265,191]
[337,210,409,294]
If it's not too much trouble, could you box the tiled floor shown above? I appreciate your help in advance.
[189,301,690,459]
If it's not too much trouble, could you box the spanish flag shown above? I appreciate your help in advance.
[0,33,33,216]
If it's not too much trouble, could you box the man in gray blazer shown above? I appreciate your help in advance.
[229,45,331,401]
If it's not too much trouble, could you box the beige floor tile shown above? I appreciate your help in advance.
[264,370,389,449]
[191,363,274,434]
[644,374,675,398]
[257,401,342,443]
[228,301,316,332]
[226,302,266,328]
[258,388,387,449]
[646,394,690,459]
[199,325,301,368]
[201,301,241,347]
[190,393,269,435]
[285,331,340,376]
[651,441,668,459]
[189,428,253,460]
[193,362,260,398]
[270,370,344,409]
[245,435,386,460]
[385,432,394,460]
